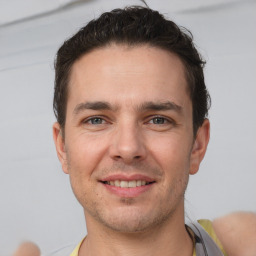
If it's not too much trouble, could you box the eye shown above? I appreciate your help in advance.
[80,115,111,131]
[148,116,171,125]
[150,117,167,124]
[82,116,108,126]
[87,117,105,125]
[145,115,176,131]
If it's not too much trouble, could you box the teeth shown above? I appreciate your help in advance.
[105,180,151,188]
[136,180,142,186]
[128,181,136,188]
[114,180,120,186]
[120,181,128,188]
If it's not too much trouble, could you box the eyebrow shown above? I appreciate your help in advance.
[73,100,182,116]
[137,101,182,113]
[73,101,113,115]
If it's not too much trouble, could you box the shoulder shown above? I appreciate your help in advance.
[212,211,256,256]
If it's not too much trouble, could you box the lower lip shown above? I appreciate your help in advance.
[102,183,154,198]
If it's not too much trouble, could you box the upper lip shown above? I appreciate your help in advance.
[100,174,156,183]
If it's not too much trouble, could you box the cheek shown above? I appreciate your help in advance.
[147,133,191,197]
[148,133,192,171]
[65,134,109,206]
[65,133,109,177]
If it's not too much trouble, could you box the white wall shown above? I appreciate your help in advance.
[0,0,255,254]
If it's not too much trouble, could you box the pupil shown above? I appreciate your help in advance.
[154,118,164,124]
[92,118,102,124]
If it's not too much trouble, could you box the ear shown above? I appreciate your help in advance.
[189,119,210,175]
[52,122,69,174]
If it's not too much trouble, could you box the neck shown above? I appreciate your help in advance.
[79,208,193,256]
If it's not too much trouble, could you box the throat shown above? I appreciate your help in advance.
[81,223,194,256]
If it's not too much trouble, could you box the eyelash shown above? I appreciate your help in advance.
[81,115,175,127]
[82,116,108,125]
[147,116,173,125]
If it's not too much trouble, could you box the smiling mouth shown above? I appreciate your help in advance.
[101,180,155,188]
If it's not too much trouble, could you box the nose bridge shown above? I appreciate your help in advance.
[110,117,146,163]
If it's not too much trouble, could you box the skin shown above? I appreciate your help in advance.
[11,43,255,256]
[213,212,256,256]
[53,44,210,256]
[12,242,40,256]
[11,212,256,255]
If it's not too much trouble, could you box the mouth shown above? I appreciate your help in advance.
[101,180,155,188]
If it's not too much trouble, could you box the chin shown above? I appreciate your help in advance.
[102,218,155,233]
[92,205,175,233]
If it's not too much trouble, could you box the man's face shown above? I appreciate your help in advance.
[53,44,209,233]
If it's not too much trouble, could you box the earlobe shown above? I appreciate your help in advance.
[189,119,210,175]
[52,122,69,174]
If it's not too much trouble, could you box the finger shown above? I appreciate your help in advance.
[12,241,41,256]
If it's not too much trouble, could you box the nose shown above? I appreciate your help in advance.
[109,122,147,164]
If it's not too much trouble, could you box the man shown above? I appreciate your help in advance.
[51,6,254,256]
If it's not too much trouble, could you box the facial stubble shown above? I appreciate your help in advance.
[67,155,190,233]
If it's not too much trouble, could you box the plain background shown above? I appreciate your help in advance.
[0,0,255,254]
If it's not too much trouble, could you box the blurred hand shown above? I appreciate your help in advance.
[213,211,256,256]
[12,241,40,256]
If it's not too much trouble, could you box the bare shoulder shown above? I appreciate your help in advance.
[212,212,256,256]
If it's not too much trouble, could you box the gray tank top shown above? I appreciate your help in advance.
[187,222,224,256]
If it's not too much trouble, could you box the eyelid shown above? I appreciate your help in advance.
[146,115,175,124]
[82,115,110,124]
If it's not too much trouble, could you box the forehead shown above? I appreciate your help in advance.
[68,44,190,111]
